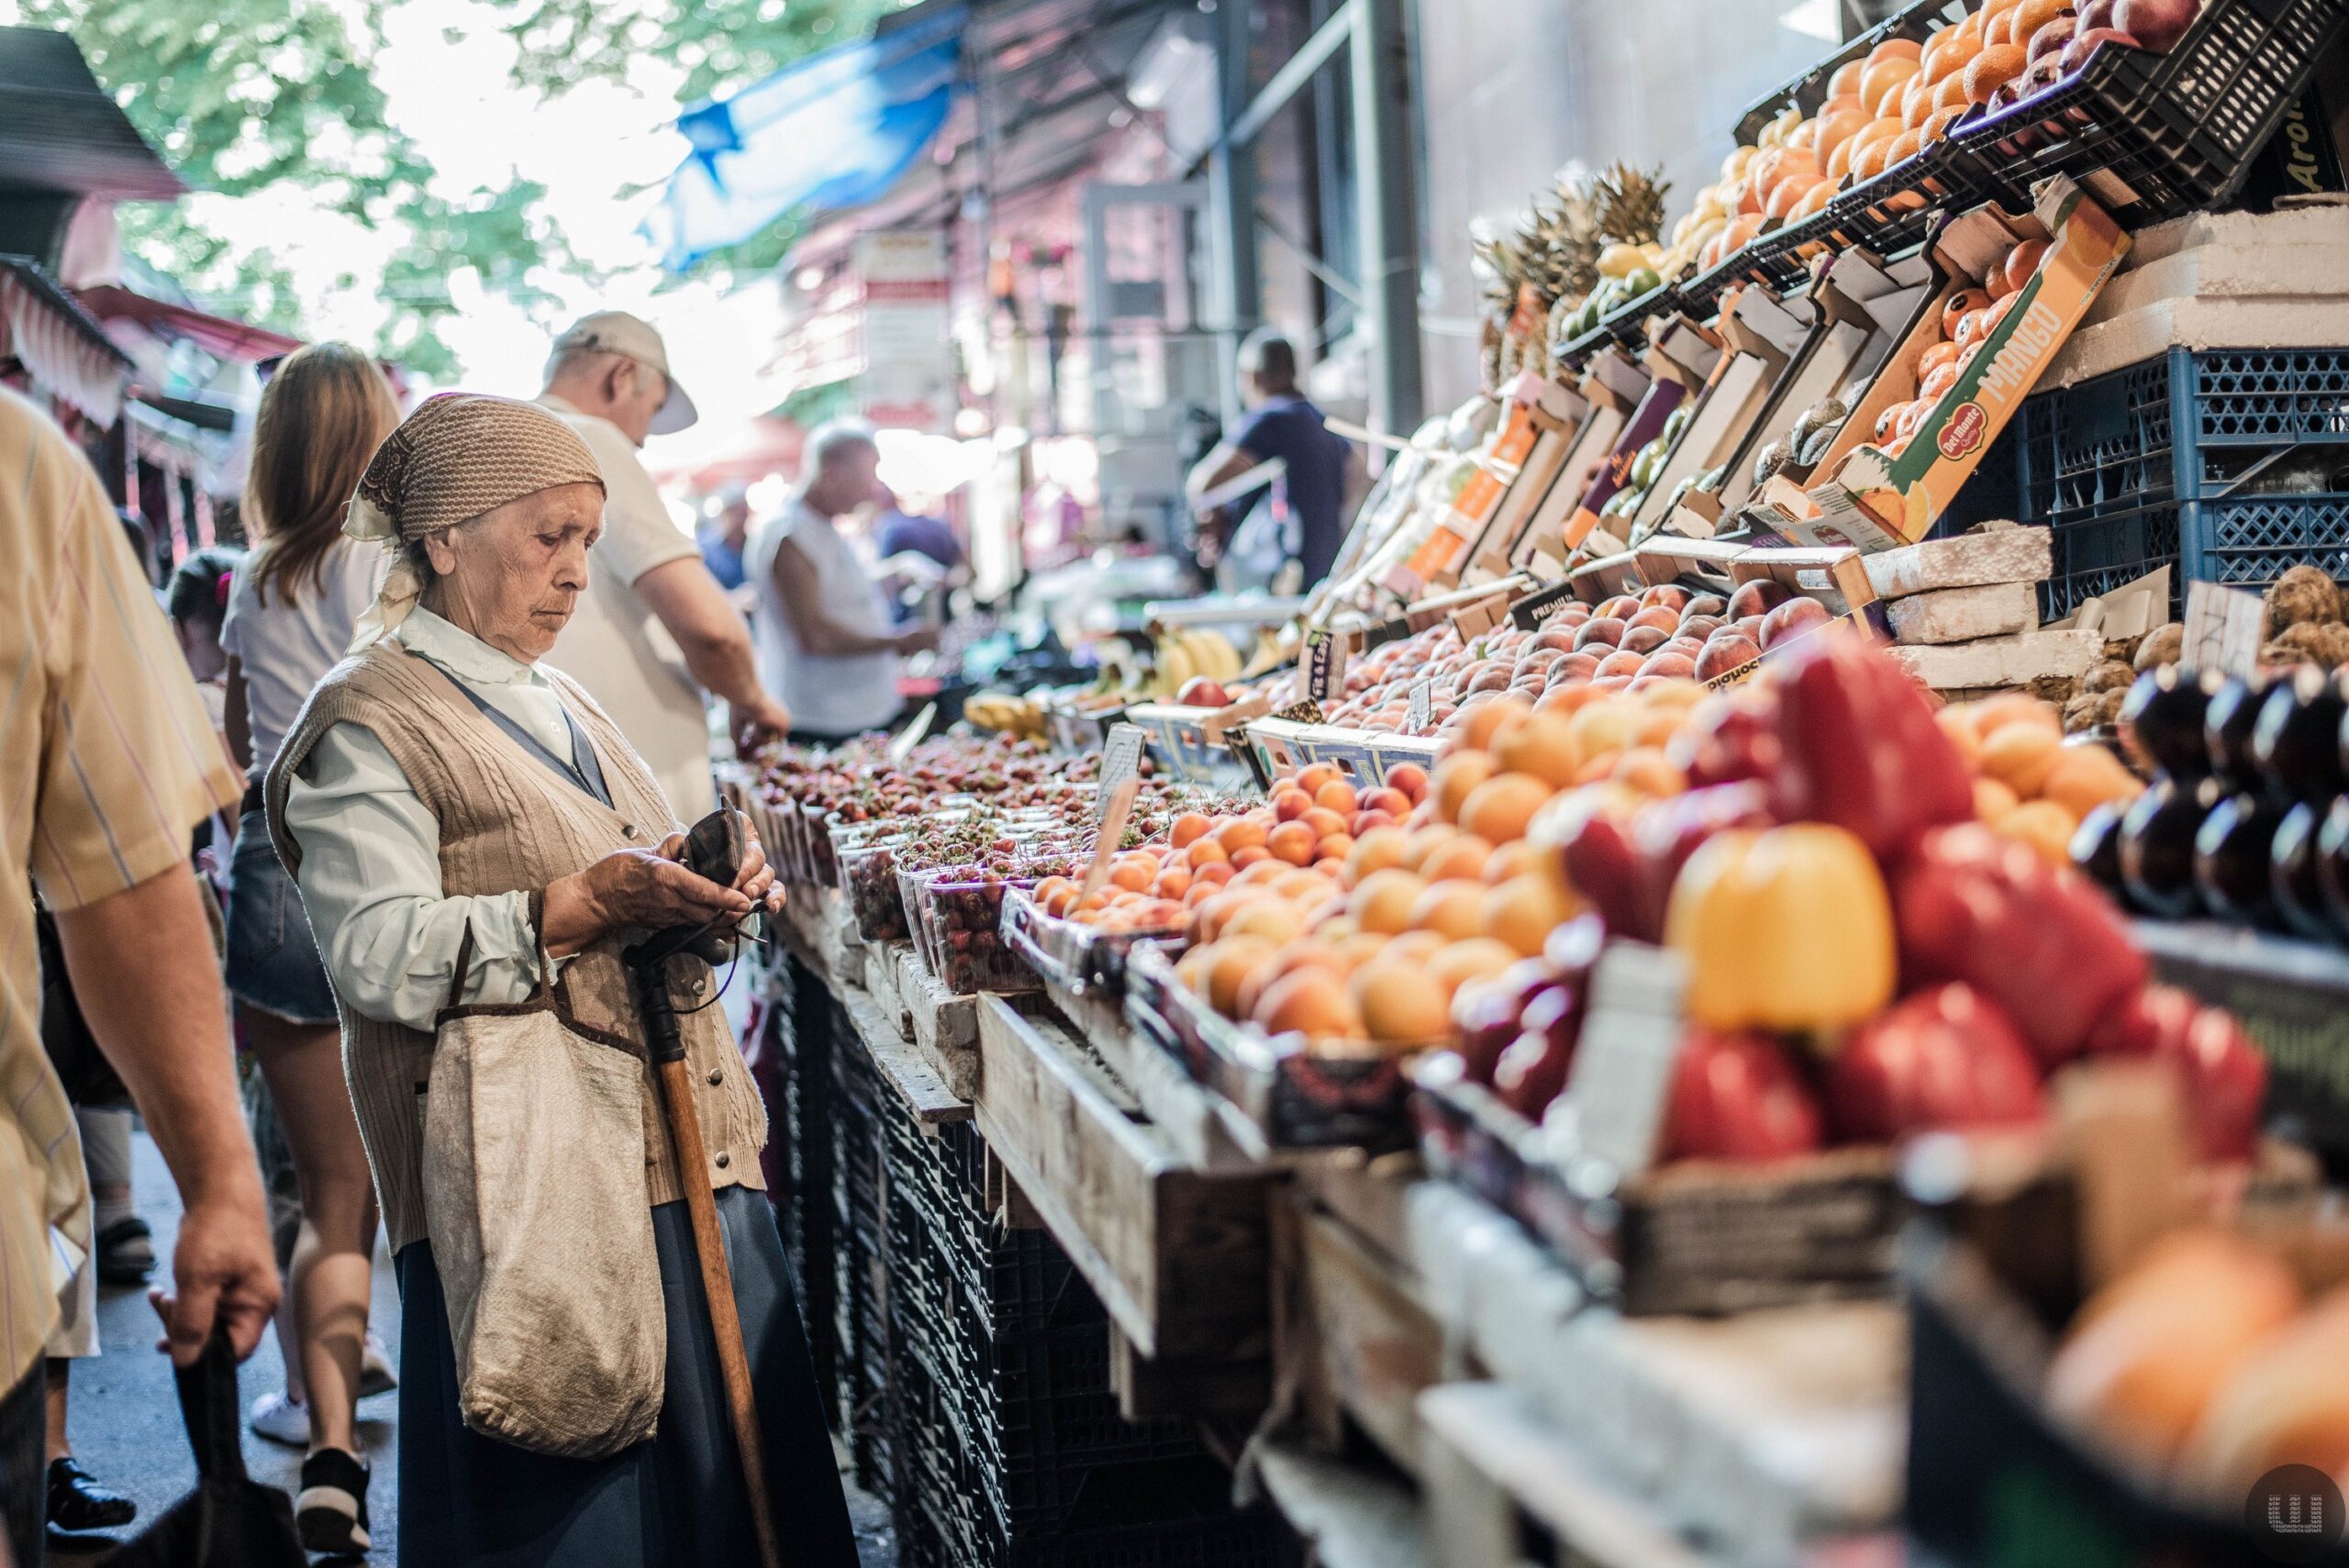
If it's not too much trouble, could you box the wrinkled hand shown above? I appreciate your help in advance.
[657,828,782,917]
[151,1182,277,1366]
[572,846,754,935]
[731,695,792,758]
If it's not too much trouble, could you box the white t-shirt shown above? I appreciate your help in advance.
[746,499,901,738]
[537,394,714,822]
[219,536,386,785]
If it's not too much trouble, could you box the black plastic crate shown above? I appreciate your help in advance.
[954,1307,1201,1479]
[1730,0,1969,147]
[1955,0,2349,221]
[1978,347,2349,618]
[988,1508,1295,1568]
[980,1453,1237,1546]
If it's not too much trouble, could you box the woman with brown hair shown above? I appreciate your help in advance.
[219,341,399,1553]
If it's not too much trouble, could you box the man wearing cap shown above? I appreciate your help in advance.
[539,311,790,820]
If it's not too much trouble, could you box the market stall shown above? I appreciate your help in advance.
[725,5,2349,1564]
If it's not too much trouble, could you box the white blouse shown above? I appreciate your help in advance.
[282,608,579,1032]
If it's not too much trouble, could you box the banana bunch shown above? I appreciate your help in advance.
[963,691,1048,739]
[1149,626,1243,698]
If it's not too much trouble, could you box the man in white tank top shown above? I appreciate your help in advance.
[746,422,936,745]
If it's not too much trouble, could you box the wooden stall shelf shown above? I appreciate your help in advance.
[1418,1383,1720,1568]
[974,995,1275,1378]
[1276,1192,1443,1478]
[836,982,971,1129]
[867,940,916,1037]
[895,946,979,1102]
[1108,1321,1274,1424]
[1253,1440,1430,1568]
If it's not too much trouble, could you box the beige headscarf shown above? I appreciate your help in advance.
[344,393,606,651]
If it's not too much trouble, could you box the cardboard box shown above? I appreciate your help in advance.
[1706,244,1938,528]
[1124,693,1272,782]
[1637,289,1810,538]
[1798,182,2131,550]
[1464,379,1592,574]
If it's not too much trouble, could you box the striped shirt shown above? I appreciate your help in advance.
[0,387,241,1388]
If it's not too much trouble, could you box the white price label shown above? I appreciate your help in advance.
[887,701,937,762]
[2183,581,2266,680]
[1097,724,1145,817]
[1305,629,1347,703]
[1408,679,1431,732]
[1553,943,1688,1184]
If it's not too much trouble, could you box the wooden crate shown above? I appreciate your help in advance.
[1042,974,1268,1173]
[974,995,1274,1375]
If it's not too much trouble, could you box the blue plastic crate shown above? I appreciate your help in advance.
[1981,347,2349,619]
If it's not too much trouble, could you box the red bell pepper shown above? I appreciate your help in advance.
[1891,824,2147,1067]
[1662,1027,1824,1161]
[1825,983,2046,1141]
[1767,631,1974,862]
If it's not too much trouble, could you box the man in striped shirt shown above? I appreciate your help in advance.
[0,386,278,1565]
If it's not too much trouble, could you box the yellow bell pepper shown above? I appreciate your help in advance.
[1664,824,1896,1036]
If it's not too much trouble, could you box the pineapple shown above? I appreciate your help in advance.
[1591,161,1670,248]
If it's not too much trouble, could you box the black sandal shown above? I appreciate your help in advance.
[47,1456,137,1531]
[295,1447,372,1555]
[95,1216,154,1286]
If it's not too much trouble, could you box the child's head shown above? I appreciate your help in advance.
[167,545,243,682]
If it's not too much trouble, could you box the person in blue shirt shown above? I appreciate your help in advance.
[696,486,751,592]
[1184,328,1353,589]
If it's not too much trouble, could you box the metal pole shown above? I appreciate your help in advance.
[1208,0,1259,425]
[1350,0,1422,444]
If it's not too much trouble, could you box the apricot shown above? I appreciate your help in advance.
[1170,813,1213,849]
[1346,825,1412,884]
[1352,867,1429,936]
[1315,778,1360,817]
[1351,964,1452,1046]
[1431,751,1499,825]
[1419,832,1496,886]
[1268,820,1318,867]
[1459,772,1552,846]
[1980,722,2062,798]
[1408,882,1484,942]
[1252,966,1362,1041]
[1481,873,1581,958]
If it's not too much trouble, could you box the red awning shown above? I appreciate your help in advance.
[0,256,129,427]
[76,284,304,363]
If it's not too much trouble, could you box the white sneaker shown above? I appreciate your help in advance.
[359,1331,396,1399]
[249,1390,308,1447]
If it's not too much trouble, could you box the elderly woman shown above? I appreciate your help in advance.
[262,395,855,1567]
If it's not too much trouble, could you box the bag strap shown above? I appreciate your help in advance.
[445,921,477,1014]
[176,1324,250,1484]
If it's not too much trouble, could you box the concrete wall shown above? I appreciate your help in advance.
[1410,0,1844,412]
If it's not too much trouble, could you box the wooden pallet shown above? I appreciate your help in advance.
[1402,1181,1905,1562]
[1418,1383,1720,1568]
[974,995,1275,1389]
[1277,1188,1444,1477]
[836,978,970,1128]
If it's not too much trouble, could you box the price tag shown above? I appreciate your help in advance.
[1552,943,1688,1184]
[1305,628,1348,703]
[886,701,937,762]
[1096,723,1144,817]
[2184,581,2266,679]
[1408,679,1431,732]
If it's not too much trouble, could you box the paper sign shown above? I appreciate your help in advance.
[886,701,937,762]
[2184,581,2266,679]
[1553,943,1689,1184]
[1408,680,1431,732]
[1305,629,1348,703]
[1096,723,1144,817]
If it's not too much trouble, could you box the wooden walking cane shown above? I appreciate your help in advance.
[628,872,784,1568]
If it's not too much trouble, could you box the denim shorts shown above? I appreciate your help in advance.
[224,807,340,1026]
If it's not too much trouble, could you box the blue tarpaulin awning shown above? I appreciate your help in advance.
[646,6,968,271]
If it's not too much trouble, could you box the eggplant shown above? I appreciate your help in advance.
[2253,664,2349,803]
[2319,796,2349,944]
[2194,790,2290,928]
[2069,799,2132,905]
[2202,674,2269,789]
[2120,664,2221,781]
[2269,800,2341,944]
[2120,774,2222,919]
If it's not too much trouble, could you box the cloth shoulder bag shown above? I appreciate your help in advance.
[420,934,666,1459]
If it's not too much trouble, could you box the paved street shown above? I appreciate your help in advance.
[46,1132,894,1565]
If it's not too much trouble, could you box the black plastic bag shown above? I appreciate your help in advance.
[101,1329,306,1568]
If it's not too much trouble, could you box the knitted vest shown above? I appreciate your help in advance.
[262,641,765,1254]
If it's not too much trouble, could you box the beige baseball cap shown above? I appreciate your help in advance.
[551,310,698,435]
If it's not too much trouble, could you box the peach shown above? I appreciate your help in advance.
[1760,596,1833,649]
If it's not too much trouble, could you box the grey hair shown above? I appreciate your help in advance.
[806,418,880,474]
[542,343,623,388]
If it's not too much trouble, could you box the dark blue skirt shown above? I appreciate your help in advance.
[395,1186,859,1568]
